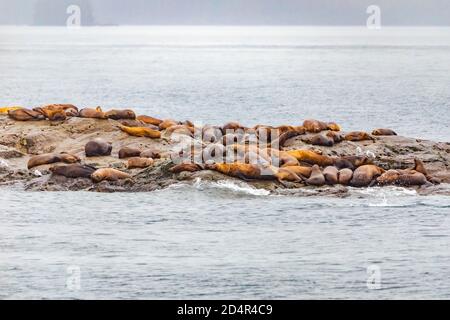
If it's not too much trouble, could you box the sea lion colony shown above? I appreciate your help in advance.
[0,104,446,191]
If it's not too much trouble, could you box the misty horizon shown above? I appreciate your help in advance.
[0,0,449,26]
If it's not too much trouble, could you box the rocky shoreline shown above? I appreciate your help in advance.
[1,111,450,196]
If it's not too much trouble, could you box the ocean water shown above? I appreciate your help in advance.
[1,26,450,299]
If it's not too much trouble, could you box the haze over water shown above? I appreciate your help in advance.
[1,26,450,299]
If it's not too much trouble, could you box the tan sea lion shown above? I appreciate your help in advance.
[223,122,247,133]
[203,126,223,143]
[78,107,107,119]
[140,148,161,159]
[372,128,397,136]
[85,138,112,157]
[120,125,161,139]
[127,157,154,169]
[118,147,142,159]
[205,163,271,181]
[350,165,385,187]
[28,153,80,169]
[163,125,194,138]
[33,107,67,121]
[305,165,326,186]
[270,126,306,148]
[159,119,179,130]
[338,168,353,185]
[303,120,340,133]
[376,170,401,186]
[8,108,45,121]
[323,166,339,185]
[273,167,303,183]
[169,163,203,173]
[262,148,299,167]
[202,143,226,164]
[136,115,163,126]
[344,131,376,142]
[280,166,312,179]
[0,106,22,114]
[327,122,341,131]
[326,131,344,143]
[50,164,97,179]
[287,149,335,167]
[222,133,245,146]
[91,168,132,182]
[105,109,136,120]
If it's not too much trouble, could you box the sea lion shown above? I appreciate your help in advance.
[120,125,161,139]
[344,131,376,142]
[163,125,194,138]
[159,119,179,130]
[205,163,273,181]
[270,126,306,148]
[273,167,303,183]
[0,106,22,114]
[306,134,334,147]
[27,153,81,169]
[91,168,132,183]
[136,115,163,126]
[78,107,107,119]
[280,165,312,179]
[169,163,203,173]
[8,108,45,121]
[117,119,159,130]
[140,148,161,159]
[127,157,154,169]
[326,131,344,143]
[50,164,97,179]
[305,165,326,186]
[287,149,335,167]
[33,106,66,121]
[222,132,245,146]
[118,147,142,159]
[203,126,223,143]
[350,165,385,187]
[323,166,339,185]
[182,120,195,128]
[303,119,340,133]
[372,128,397,136]
[223,122,246,133]
[202,143,226,164]
[376,170,401,186]
[105,109,136,120]
[334,156,372,170]
[85,138,112,157]
[377,169,427,186]
[262,148,299,167]
[338,168,353,185]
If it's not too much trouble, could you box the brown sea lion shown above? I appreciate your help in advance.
[202,143,226,164]
[305,165,326,186]
[376,170,401,186]
[280,166,312,179]
[372,128,397,136]
[50,164,96,179]
[303,120,340,133]
[8,108,45,121]
[323,166,339,185]
[222,132,245,146]
[263,148,299,167]
[344,131,376,142]
[334,156,372,170]
[159,119,179,130]
[78,107,107,119]
[338,168,353,185]
[105,109,136,120]
[0,106,22,114]
[306,134,334,147]
[273,167,303,183]
[377,169,427,186]
[205,163,270,180]
[163,125,194,138]
[326,131,344,143]
[350,165,385,187]
[136,115,163,126]
[182,120,195,128]
[28,153,81,169]
[270,126,306,148]
[118,147,142,159]
[223,122,246,133]
[117,119,159,130]
[203,126,223,143]
[287,149,335,167]
[127,157,154,169]
[140,148,161,159]
[91,168,132,183]
[85,138,112,157]
[169,163,203,173]
[120,125,161,139]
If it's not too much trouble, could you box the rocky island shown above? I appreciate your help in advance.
[1,105,449,196]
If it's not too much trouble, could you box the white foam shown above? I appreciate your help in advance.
[0,158,9,168]
[193,178,270,196]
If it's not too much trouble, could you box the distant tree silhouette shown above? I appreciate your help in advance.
[33,0,95,25]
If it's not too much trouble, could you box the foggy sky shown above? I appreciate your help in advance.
[1,0,449,26]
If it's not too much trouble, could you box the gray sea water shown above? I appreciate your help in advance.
[1,26,450,299]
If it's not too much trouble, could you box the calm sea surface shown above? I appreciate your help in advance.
[0,26,450,299]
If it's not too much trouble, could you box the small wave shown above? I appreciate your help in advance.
[193,178,270,196]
